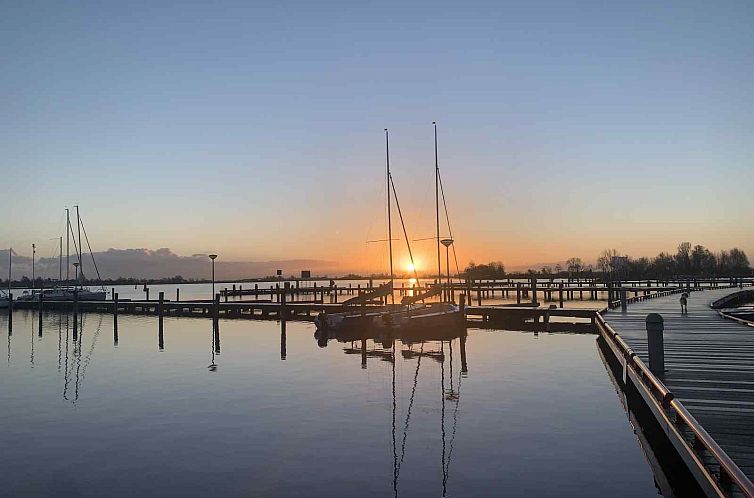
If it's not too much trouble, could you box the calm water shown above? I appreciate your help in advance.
[0,310,658,497]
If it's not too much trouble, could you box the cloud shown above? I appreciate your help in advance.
[0,248,340,280]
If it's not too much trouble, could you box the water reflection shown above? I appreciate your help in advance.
[62,313,104,403]
[0,311,662,498]
[317,325,467,497]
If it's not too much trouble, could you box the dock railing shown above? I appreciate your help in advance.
[595,313,754,497]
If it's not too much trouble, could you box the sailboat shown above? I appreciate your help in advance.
[18,206,107,302]
[314,128,464,333]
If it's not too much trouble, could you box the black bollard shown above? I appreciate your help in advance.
[113,293,119,345]
[646,313,665,376]
[158,291,165,351]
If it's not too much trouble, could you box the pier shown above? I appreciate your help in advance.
[599,285,754,497]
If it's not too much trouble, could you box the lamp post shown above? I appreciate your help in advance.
[209,254,218,299]
[32,243,36,293]
[440,238,454,303]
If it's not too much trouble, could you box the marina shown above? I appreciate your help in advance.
[3,1,753,496]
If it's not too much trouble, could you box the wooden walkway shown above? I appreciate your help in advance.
[604,287,754,488]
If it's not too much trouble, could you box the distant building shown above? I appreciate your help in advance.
[301,270,311,279]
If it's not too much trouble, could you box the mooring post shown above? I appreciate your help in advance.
[516,283,521,305]
[361,338,367,369]
[214,293,220,319]
[224,288,228,303]
[281,282,289,319]
[476,283,482,306]
[158,292,165,351]
[7,292,12,333]
[620,288,627,312]
[111,288,115,300]
[38,290,43,337]
[531,277,538,306]
[176,288,180,302]
[145,287,150,301]
[113,292,119,344]
[158,290,165,319]
[646,313,665,376]
[558,282,564,308]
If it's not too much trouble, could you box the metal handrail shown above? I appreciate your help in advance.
[595,313,754,497]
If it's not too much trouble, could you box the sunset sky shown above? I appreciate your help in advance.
[2,1,752,275]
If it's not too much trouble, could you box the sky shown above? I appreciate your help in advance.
[1,0,753,276]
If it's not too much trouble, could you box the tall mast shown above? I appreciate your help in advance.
[59,236,62,282]
[66,208,70,284]
[434,122,441,281]
[76,205,82,284]
[385,129,394,304]
[7,248,11,295]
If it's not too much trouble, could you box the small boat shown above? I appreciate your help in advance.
[0,291,9,309]
[18,205,109,302]
[16,287,107,302]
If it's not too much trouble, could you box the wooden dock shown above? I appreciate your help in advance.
[11,296,598,329]
[601,285,754,497]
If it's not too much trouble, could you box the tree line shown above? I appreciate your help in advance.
[597,243,750,279]
[462,243,751,279]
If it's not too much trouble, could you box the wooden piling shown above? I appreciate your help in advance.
[113,292,119,344]
[559,282,564,308]
[158,292,165,349]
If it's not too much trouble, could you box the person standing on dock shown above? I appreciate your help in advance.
[680,292,688,314]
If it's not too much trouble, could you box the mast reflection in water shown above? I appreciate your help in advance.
[0,311,662,497]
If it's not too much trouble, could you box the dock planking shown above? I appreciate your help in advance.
[604,287,754,486]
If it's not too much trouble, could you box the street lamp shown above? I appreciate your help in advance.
[208,254,218,299]
[440,238,454,303]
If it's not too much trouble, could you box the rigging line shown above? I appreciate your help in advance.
[396,342,425,477]
[438,171,461,278]
[388,174,419,282]
[444,358,463,486]
[79,214,102,282]
[78,313,104,384]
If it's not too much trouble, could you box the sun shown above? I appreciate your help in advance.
[406,262,415,273]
